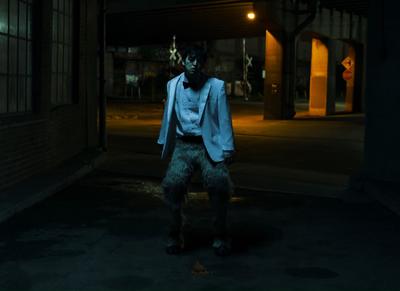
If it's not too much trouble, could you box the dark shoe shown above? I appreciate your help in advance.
[212,237,232,257]
[165,234,184,255]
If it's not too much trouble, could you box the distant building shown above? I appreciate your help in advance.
[106,37,266,102]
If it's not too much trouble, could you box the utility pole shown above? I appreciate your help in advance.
[242,38,248,101]
[169,35,182,77]
[242,38,253,101]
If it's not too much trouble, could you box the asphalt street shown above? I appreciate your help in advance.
[2,101,397,291]
[1,170,399,291]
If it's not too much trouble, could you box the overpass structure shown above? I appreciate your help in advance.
[105,0,400,225]
[106,0,368,119]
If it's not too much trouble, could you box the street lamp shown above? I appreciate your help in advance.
[247,12,256,20]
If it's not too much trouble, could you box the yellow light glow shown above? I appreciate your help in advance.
[247,12,256,20]
[309,38,329,116]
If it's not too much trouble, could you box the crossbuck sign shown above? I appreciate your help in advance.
[169,35,182,66]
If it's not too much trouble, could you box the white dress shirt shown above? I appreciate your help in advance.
[175,76,202,137]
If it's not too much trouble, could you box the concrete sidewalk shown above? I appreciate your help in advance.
[0,167,399,291]
[0,148,106,224]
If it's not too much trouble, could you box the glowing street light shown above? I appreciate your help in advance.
[247,12,256,20]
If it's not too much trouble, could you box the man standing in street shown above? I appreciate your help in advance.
[157,44,235,256]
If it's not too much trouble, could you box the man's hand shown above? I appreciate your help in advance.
[223,150,235,165]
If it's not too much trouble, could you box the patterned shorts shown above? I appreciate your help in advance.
[162,139,234,210]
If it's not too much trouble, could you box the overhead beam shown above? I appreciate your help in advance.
[106,1,265,46]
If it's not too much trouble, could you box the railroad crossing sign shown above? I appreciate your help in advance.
[169,35,182,66]
[245,54,253,69]
[341,56,354,71]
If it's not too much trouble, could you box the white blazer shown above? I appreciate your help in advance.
[157,73,235,162]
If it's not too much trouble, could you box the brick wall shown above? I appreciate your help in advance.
[0,106,88,192]
[0,0,98,192]
[46,105,87,169]
[0,120,49,190]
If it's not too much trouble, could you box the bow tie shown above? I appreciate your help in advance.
[183,81,198,90]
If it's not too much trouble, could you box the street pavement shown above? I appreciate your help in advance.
[1,101,399,291]
[104,101,365,198]
[1,171,400,291]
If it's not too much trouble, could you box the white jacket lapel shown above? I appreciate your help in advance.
[166,73,183,124]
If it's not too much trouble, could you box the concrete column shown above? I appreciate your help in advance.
[344,45,355,112]
[360,0,400,212]
[339,43,364,113]
[327,39,336,114]
[264,30,284,119]
[309,38,328,115]
[308,38,336,116]
[105,52,114,97]
[84,0,99,148]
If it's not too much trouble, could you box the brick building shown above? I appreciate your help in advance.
[0,0,99,192]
